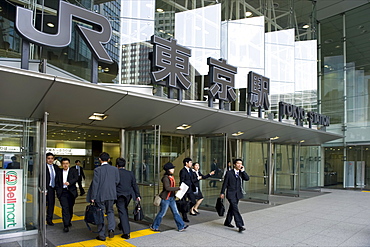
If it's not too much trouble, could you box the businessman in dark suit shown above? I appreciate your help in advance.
[179,157,196,222]
[74,160,85,196]
[220,158,249,233]
[87,152,120,241]
[55,158,78,232]
[46,152,59,226]
[115,158,141,239]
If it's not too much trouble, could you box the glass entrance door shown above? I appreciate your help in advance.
[300,146,321,191]
[192,134,227,208]
[274,144,299,196]
[241,141,269,202]
[124,126,160,221]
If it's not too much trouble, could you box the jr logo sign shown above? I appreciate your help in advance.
[15,0,113,63]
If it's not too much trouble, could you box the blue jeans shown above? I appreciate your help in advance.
[152,197,185,230]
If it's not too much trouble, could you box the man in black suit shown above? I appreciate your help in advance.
[7,156,20,169]
[74,160,85,196]
[87,152,120,241]
[55,158,78,232]
[115,158,141,239]
[220,158,249,233]
[46,152,59,226]
[179,157,196,222]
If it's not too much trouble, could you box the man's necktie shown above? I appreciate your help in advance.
[77,166,80,176]
[50,165,55,187]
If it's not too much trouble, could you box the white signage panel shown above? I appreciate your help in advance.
[0,169,23,231]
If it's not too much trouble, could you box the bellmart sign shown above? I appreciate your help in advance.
[0,169,23,231]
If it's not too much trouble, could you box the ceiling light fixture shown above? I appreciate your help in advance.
[232,131,244,136]
[300,140,305,143]
[270,136,279,140]
[302,24,309,29]
[88,113,108,121]
[157,8,164,12]
[245,11,253,17]
[176,124,191,130]
[47,22,55,28]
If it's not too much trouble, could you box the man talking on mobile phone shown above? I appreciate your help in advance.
[220,159,249,233]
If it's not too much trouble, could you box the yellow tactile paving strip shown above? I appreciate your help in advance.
[57,229,158,247]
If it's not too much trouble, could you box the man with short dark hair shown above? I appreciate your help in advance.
[87,152,120,241]
[55,158,78,232]
[179,157,196,222]
[115,158,141,239]
[220,159,249,233]
[7,156,20,169]
[46,152,59,226]
[74,160,85,196]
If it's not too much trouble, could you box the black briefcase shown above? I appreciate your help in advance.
[215,198,225,216]
[176,198,190,213]
[133,201,144,221]
[84,203,104,232]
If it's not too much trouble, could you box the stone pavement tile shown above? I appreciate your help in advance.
[300,233,349,246]
[339,228,370,246]
[277,228,318,242]
[126,233,184,246]
[166,227,224,244]
[342,216,370,226]
[319,223,365,239]
[253,236,301,246]
[251,223,295,237]
[305,218,341,228]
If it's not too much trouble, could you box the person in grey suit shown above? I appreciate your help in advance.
[220,159,249,233]
[87,152,120,241]
[115,158,141,239]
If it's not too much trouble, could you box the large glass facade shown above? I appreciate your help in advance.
[320,3,370,188]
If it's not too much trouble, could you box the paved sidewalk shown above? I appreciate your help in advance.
[126,189,370,246]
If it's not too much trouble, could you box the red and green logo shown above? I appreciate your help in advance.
[5,171,17,186]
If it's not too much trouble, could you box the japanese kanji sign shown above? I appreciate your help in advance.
[207,58,237,109]
[247,72,270,117]
[150,35,191,100]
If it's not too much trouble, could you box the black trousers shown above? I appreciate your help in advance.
[77,178,85,194]
[181,191,196,220]
[224,197,244,228]
[59,189,75,227]
[46,186,55,223]
[116,195,131,234]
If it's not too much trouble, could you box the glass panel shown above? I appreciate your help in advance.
[324,146,343,188]
[274,144,298,196]
[0,117,39,235]
[125,126,160,221]
[299,146,320,191]
[193,134,226,208]
[242,141,269,202]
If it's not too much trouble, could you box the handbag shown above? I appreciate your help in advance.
[84,203,104,232]
[153,194,161,207]
[215,198,225,216]
[176,198,190,213]
[133,201,144,221]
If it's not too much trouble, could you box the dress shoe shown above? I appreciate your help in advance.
[121,234,130,239]
[68,223,72,227]
[183,218,189,223]
[189,212,197,216]
[80,192,85,196]
[63,227,69,232]
[47,221,54,226]
[108,229,114,238]
[224,223,234,228]
[238,227,246,233]
[194,209,200,214]
[96,236,106,241]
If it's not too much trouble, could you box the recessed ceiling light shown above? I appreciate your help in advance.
[270,136,279,140]
[88,113,108,121]
[47,22,55,28]
[302,24,309,29]
[176,124,191,130]
[232,131,244,136]
[157,8,164,12]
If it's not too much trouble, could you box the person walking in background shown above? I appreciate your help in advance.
[190,162,215,215]
[179,158,196,222]
[150,162,188,232]
[7,156,20,169]
[74,160,85,196]
[55,158,78,232]
[45,152,59,226]
[223,160,232,178]
[116,158,141,240]
[209,158,218,187]
[87,152,120,241]
[220,159,249,233]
